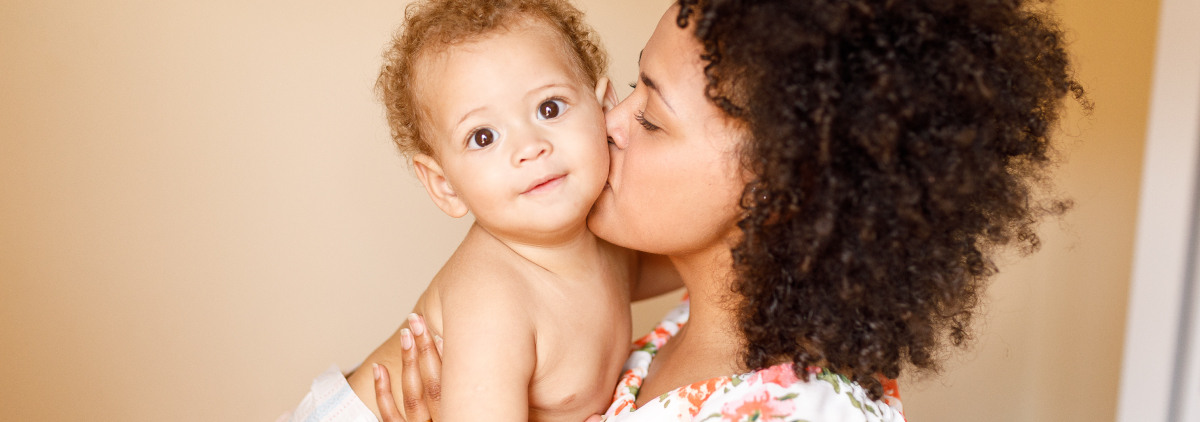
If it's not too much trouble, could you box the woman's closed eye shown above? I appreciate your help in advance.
[467,127,497,149]
[537,98,568,120]
[635,110,661,132]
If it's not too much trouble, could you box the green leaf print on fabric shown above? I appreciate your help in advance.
[845,392,863,411]
[815,371,841,394]
[627,386,639,397]
[778,393,799,401]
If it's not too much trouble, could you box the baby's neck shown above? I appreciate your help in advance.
[470,222,605,281]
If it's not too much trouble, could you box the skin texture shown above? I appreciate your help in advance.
[347,20,637,422]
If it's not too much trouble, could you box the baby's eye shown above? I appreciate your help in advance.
[468,128,497,149]
[537,99,567,120]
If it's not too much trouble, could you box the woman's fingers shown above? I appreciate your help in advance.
[407,313,443,422]
[583,414,604,422]
[373,364,407,422]
[399,328,432,422]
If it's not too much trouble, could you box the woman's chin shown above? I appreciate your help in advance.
[586,189,621,243]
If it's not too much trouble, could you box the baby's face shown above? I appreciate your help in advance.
[415,20,609,245]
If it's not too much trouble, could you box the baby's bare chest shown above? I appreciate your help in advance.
[525,289,631,420]
[526,324,629,420]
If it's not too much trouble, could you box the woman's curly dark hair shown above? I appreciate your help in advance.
[676,0,1088,399]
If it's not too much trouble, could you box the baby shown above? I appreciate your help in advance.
[343,0,680,421]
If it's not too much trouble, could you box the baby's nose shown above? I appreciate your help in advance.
[513,133,552,166]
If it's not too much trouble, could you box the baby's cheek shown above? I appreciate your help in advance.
[454,176,506,221]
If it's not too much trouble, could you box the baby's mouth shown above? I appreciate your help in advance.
[522,174,567,195]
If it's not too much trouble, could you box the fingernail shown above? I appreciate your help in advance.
[408,313,425,336]
[435,335,443,355]
[372,363,381,380]
[400,328,413,350]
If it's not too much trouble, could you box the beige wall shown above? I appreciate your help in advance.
[0,1,1154,421]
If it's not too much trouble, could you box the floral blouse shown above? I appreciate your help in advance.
[603,298,906,422]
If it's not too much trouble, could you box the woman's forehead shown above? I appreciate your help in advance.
[641,8,709,108]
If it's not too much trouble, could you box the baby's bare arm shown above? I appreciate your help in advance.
[438,274,537,421]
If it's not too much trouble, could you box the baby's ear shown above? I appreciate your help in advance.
[413,153,469,218]
[594,76,618,113]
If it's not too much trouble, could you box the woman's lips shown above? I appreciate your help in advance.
[522,174,566,195]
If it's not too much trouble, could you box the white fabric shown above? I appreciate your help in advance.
[278,365,377,422]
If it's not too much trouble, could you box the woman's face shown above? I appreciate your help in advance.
[588,6,747,256]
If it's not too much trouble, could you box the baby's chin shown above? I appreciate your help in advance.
[476,203,596,246]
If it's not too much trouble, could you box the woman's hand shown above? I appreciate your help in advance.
[374,314,444,422]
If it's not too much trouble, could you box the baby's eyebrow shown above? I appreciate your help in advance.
[526,82,574,98]
[456,106,486,128]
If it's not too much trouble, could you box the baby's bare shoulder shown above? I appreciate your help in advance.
[434,232,537,323]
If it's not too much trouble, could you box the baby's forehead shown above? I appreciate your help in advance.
[417,27,589,118]
[416,18,591,89]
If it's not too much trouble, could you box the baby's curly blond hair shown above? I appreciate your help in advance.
[377,0,608,159]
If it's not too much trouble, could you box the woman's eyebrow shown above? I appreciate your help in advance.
[639,72,675,114]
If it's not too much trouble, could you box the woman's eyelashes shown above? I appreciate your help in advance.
[467,127,497,149]
[634,111,660,132]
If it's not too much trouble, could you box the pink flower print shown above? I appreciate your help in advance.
[678,377,727,412]
[633,325,673,349]
[757,364,800,387]
[880,376,900,400]
[719,385,796,421]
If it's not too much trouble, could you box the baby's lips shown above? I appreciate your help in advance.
[521,173,567,194]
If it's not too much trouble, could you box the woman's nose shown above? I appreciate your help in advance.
[605,98,633,150]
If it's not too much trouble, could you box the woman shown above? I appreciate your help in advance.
[373,0,1085,420]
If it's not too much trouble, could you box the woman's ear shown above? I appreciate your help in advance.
[594,76,618,113]
[413,153,469,218]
